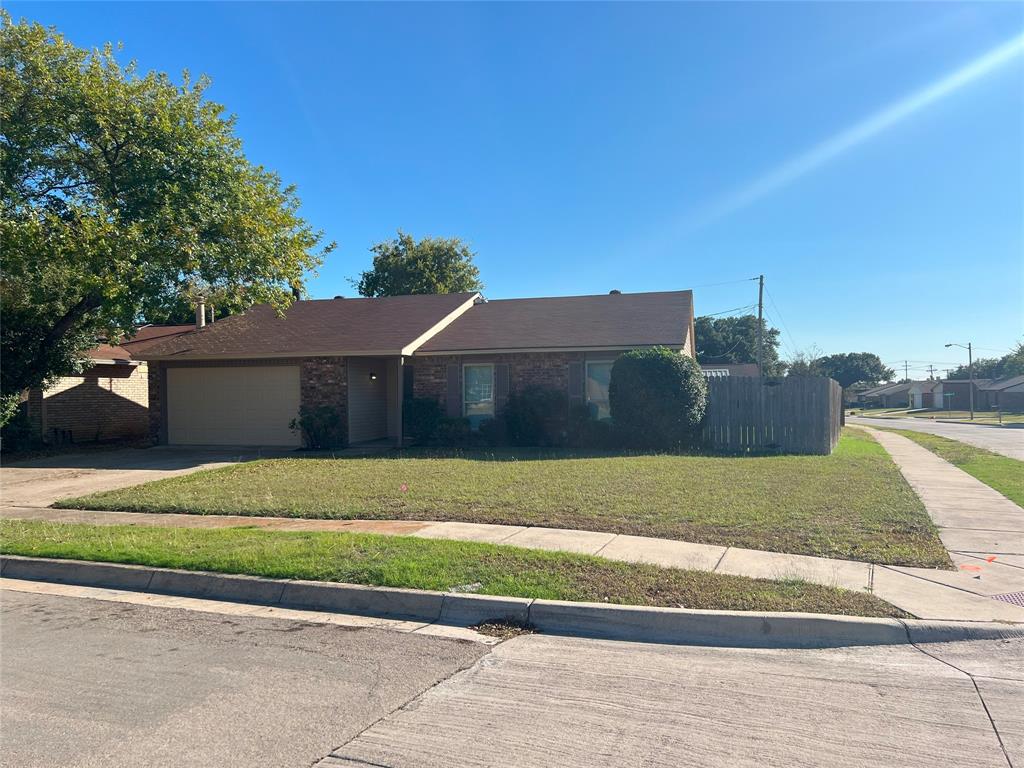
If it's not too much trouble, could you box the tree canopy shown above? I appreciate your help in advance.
[355,230,483,297]
[948,343,1024,381]
[694,314,783,375]
[815,353,893,388]
[0,15,332,423]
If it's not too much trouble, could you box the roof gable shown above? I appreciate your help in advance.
[136,293,479,360]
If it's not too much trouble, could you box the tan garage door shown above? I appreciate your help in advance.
[166,366,301,447]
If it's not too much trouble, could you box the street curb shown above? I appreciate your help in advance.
[2,556,1020,648]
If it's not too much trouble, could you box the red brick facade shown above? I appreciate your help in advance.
[300,357,348,436]
[29,363,150,444]
[411,351,614,415]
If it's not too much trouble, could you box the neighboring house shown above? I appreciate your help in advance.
[136,290,696,447]
[700,363,759,378]
[860,382,910,408]
[935,378,993,412]
[27,325,194,444]
[907,380,940,409]
[978,375,1024,413]
[859,380,937,409]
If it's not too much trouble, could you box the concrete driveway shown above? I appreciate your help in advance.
[0,447,274,508]
[849,416,1024,460]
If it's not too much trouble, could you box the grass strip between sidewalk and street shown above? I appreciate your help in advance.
[60,429,949,568]
[878,429,1024,507]
[0,520,908,618]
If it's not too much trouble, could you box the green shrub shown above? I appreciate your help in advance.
[436,416,472,446]
[567,403,620,450]
[290,405,346,450]
[404,397,443,444]
[503,385,568,446]
[608,347,706,450]
[477,416,507,447]
[0,404,35,453]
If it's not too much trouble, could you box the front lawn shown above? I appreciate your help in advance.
[881,429,1024,507]
[0,520,907,617]
[62,429,948,568]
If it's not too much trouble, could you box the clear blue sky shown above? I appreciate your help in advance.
[11,2,1024,375]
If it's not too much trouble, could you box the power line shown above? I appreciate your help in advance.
[685,277,761,291]
[764,287,800,355]
[700,303,759,317]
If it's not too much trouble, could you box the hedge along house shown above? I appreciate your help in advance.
[136,290,695,448]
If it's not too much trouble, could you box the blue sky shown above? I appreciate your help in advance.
[11,2,1024,374]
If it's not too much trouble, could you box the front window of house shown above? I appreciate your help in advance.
[463,364,495,428]
[586,361,613,420]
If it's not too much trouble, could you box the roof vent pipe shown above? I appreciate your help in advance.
[195,298,206,330]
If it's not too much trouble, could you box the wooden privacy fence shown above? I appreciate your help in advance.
[701,376,843,455]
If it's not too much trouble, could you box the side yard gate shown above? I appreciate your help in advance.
[702,376,843,456]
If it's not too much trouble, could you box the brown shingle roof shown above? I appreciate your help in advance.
[135,293,479,360]
[417,290,693,353]
[88,325,196,362]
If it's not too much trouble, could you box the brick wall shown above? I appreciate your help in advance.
[30,363,150,444]
[300,356,348,435]
[147,362,163,441]
[411,351,598,412]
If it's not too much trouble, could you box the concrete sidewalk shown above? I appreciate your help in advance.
[5,502,1023,622]
[860,426,1024,563]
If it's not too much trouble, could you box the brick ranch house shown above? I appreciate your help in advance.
[26,324,194,444]
[134,290,696,447]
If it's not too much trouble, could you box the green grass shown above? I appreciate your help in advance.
[62,429,948,568]
[0,520,908,617]
[881,429,1024,507]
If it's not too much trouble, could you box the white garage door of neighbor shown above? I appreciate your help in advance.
[166,366,301,446]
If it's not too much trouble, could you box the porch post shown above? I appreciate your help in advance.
[396,356,404,447]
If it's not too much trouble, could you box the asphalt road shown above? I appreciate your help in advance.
[849,416,1024,460]
[3,589,1022,768]
[0,589,487,768]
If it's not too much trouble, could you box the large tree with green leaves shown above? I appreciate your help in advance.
[355,230,483,297]
[814,353,893,388]
[694,314,783,375]
[0,15,332,424]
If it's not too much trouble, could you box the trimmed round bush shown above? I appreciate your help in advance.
[608,347,707,449]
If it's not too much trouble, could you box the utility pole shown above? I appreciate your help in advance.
[968,342,974,421]
[927,365,935,380]
[944,342,975,421]
[904,360,909,381]
[755,274,764,377]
